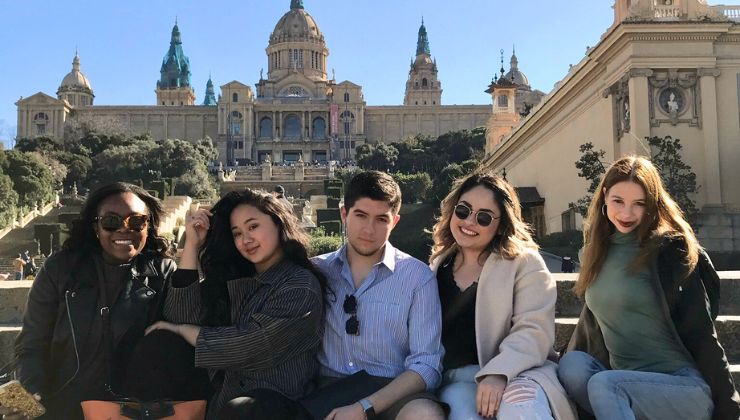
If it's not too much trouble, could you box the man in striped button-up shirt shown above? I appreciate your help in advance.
[307,171,445,420]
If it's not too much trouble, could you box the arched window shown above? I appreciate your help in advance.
[312,117,326,140]
[344,92,350,102]
[34,112,48,135]
[284,114,301,139]
[341,110,355,135]
[259,117,273,138]
[498,95,508,108]
[422,78,428,87]
[230,111,243,135]
[232,93,238,102]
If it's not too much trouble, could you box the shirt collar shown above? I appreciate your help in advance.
[332,242,397,273]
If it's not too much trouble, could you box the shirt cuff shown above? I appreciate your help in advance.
[171,269,199,288]
[409,363,441,390]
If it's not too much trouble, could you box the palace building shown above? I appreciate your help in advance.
[481,0,740,253]
[15,0,545,165]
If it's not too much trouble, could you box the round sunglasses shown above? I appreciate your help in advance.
[95,214,150,232]
[453,203,499,227]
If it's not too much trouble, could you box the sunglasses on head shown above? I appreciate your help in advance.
[453,203,499,227]
[343,294,359,335]
[95,214,150,232]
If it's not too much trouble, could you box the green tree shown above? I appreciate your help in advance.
[570,142,607,216]
[647,136,699,217]
[356,143,399,172]
[14,136,61,154]
[2,150,56,209]
[392,172,433,204]
[0,171,19,229]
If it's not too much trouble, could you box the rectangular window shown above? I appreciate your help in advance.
[231,122,241,135]
[36,124,46,135]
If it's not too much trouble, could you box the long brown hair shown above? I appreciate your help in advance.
[576,155,699,296]
[430,171,538,263]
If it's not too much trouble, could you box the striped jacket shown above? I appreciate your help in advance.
[163,259,324,418]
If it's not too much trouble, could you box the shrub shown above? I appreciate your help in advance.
[392,172,432,204]
[309,234,342,257]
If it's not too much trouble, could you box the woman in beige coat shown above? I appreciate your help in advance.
[430,171,576,420]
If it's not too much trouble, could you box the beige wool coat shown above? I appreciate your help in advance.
[431,247,577,420]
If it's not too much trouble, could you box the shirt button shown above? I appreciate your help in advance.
[348,362,354,367]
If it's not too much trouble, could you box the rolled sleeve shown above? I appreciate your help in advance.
[403,271,444,389]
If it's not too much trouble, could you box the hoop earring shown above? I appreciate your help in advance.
[601,204,607,216]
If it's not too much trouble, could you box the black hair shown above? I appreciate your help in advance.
[63,182,172,259]
[343,171,402,213]
[199,188,331,326]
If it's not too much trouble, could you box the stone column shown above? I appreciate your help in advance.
[626,69,653,156]
[272,111,277,139]
[308,110,313,139]
[699,68,722,205]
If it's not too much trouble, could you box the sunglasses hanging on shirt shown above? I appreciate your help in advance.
[343,294,359,335]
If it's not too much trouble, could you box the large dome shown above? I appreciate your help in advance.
[504,52,530,88]
[59,54,93,92]
[270,7,323,43]
[504,68,529,87]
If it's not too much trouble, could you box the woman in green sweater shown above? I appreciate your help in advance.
[558,156,739,419]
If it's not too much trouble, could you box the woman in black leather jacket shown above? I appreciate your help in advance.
[14,182,209,419]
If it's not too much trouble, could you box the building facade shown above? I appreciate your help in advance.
[16,1,507,165]
[481,0,740,252]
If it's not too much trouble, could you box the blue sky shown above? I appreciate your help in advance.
[1,0,738,148]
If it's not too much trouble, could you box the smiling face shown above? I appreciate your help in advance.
[95,192,149,264]
[341,198,400,259]
[230,203,283,273]
[604,181,647,234]
[450,185,501,253]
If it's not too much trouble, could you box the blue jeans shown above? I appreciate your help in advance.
[438,364,553,420]
[558,351,713,420]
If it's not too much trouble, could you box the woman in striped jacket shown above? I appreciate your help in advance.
[147,189,330,419]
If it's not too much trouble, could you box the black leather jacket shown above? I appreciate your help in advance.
[15,249,176,419]
[566,237,740,420]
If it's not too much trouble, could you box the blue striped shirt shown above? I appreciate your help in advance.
[312,242,444,389]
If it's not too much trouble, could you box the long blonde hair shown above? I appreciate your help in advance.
[576,155,699,296]
[430,171,538,263]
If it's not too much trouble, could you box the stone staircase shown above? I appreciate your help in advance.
[0,273,736,384]
[553,272,740,384]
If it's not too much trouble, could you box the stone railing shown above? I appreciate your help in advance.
[0,197,60,241]
[714,5,740,21]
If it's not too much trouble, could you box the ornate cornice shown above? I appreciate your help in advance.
[626,33,723,42]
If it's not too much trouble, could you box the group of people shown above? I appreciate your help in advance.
[11,155,740,419]
[12,250,37,281]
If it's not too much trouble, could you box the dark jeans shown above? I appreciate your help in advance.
[218,388,311,420]
[300,372,447,420]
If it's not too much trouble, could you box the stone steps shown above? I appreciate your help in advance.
[554,273,740,317]
[0,275,737,385]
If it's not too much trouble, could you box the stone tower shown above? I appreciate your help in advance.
[404,18,442,106]
[485,52,520,153]
[202,75,217,106]
[156,21,195,106]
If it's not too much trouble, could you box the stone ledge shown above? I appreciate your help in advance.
[555,316,740,361]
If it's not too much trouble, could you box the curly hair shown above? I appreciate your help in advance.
[430,171,538,264]
[63,182,172,259]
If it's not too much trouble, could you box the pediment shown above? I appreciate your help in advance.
[220,80,250,89]
[16,92,62,106]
